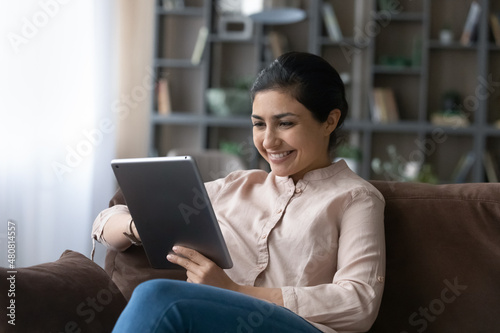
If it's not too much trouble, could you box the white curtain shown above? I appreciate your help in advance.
[0,0,117,267]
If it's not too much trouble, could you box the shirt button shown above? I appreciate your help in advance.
[261,234,267,239]
[276,208,282,214]
[295,188,302,194]
[377,276,385,283]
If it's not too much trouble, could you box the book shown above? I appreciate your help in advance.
[490,12,500,46]
[460,1,481,46]
[191,26,209,65]
[157,77,172,115]
[483,151,499,183]
[322,3,343,42]
[370,88,399,123]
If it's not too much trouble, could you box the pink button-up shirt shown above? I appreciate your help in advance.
[93,160,385,333]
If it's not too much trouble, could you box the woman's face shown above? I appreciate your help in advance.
[252,90,340,182]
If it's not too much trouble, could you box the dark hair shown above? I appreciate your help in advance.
[250,51,348,153]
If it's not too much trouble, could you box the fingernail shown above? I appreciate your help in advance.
[172,246,178,251]
[167,254,174,260]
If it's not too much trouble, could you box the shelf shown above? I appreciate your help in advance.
[485,126,500,136]
[148,0,500,183]
[319,36,357,46]
[154,58,201,68]
[152,113,251,128]
[156,6,204,16]
[372,65,422,75]
[489,44,500,51]
[210,35,257,44]
[374,11,425,22]
[428,40,480,51]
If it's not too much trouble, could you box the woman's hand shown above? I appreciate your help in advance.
[167,246,239,291]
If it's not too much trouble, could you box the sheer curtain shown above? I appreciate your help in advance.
[0,0,117,267]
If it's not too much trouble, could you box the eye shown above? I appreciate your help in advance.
[252,122,265,128]
[279,121,294,127]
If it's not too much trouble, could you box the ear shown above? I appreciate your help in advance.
[324,109,341,135]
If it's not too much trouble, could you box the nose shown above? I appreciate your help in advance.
[263,128,280,149]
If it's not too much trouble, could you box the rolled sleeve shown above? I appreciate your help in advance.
[91,204,130,247]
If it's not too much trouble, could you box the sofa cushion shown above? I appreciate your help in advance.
[368,181,500,333]
[0,250,127,333]
[105,246,187,300]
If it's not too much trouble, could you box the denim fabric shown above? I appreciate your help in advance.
[112,279,322,333]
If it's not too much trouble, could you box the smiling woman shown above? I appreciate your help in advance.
[96,52,386,333]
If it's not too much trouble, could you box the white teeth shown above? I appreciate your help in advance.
[270,151,291,159]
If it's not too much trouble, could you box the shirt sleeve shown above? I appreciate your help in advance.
[281,189,386,332]
[91,204,130,248]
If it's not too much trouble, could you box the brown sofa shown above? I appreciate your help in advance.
[2,181,499,332]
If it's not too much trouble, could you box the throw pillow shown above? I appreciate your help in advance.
[0,249,127,333]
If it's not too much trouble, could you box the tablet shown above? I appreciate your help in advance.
[111,156,233,269]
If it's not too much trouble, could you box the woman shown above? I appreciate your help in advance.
[93,52,385,333]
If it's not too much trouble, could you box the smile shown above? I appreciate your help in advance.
[269,151,293,159]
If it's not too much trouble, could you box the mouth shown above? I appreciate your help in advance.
[268,150,294,160]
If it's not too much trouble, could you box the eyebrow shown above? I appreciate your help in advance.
[251,113,298,120]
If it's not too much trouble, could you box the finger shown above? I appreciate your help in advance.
[173,246,210,265]
[167,253,209,281]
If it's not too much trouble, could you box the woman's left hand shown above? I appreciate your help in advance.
[167,246,238,291]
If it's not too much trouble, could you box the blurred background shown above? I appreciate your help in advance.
[1,0,499,268]
[0,0,156,267]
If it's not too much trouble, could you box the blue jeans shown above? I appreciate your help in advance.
[112,279,322,333]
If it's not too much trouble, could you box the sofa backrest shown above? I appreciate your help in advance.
[368,181,500,333]
[106,181,500,331]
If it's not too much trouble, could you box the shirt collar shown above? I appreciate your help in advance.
[272,160,349,184]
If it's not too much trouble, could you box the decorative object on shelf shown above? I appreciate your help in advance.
[333,144,362,174]
[460,0,481,46]
[378,55,412,68]
[377,0,396,11]
[162,0,184,10]
[439,25,454,45]
[371,145,438,184]
[372,145,420,182]
[430,112,470,127]
[242,0,305,25]
[206,88,251,116]
[322,2,343,42]
[430,90,470,128]
[339,72,351,86]
[416,164,439,184]
[370,87,399,123]
[217,15,253,40]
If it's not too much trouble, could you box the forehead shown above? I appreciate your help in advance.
[252,90,307,116]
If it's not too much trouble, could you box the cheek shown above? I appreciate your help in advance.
[252,131,262,149]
